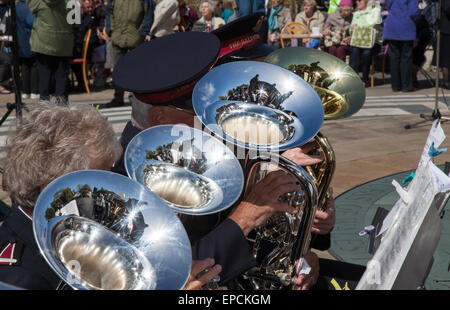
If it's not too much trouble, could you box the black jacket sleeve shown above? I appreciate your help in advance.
[310,232,331,251]
[192,218,257,284]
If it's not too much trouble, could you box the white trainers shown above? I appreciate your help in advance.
[31,93,39,99]
[22,93,30,99]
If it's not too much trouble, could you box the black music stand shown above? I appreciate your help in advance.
[0,0,26,127]
[404,0,450,130]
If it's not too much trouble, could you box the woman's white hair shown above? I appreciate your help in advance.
[303,0,317,9]
[2,102,123,211]
[199,0,216,14]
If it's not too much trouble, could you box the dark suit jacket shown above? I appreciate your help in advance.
[0,205,61,289]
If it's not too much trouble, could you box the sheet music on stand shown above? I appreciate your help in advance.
[356,120,450,290]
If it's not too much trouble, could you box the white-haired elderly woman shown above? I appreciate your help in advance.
[0,102,224,290]
[323,0,353,61]
[193,0,226,32]
[0,102,122,289]
[295,0,326,48]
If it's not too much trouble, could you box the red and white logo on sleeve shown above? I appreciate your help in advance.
[0,241,23,266]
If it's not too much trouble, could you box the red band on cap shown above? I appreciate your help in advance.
[219,33,262,58]
[135,80,198,104]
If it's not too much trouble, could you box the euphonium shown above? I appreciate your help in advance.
[192,61,324,289]
[124,124,246,248]
[33,170,192,290]
[265,47,366,211]
[124,125,245,217]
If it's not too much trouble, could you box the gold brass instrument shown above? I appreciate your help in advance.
[192,61,324,289]
[306,132,336,211]
[265,47,366,211]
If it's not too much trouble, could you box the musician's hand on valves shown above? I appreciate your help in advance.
[183,258,227,290]
[229,170,301,236]
[311,188,336,235]
[293,250,320,290]
[281,141,324,167]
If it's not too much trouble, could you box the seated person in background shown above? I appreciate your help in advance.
[72,0,104,90]
[348,0,381,87]
[177,0,199,32]
[91,4,108,89]
[323,0,353,61]
[0,102,221,290]
[294,0,326,48]
[226,0,239,23]
[73,0,97,57]
[267,0,292,49]
[192,0,226,32]
[235,0,266,18]
[214,0,234,23]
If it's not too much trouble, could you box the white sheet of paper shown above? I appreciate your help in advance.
[59,199,80,216]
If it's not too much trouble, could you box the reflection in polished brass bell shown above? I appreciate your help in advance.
[287,63,348,118]
[192,61,324,152]
[52,216,156,290]
[33,170,193,290]
[192,61,322,289]
[214,102,296,146]
[125,125,244,216]
[143,164,215,208]
[265,47,366,120]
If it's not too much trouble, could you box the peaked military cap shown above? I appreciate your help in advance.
[212,12,274,63]
[112,32,220,104]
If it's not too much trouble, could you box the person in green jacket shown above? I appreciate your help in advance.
[102,0,154,109]
[328,0,341,14]
[348,0,381,86]
[27,0,75,104]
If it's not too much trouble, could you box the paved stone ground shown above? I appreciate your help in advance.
[0,69,449,269]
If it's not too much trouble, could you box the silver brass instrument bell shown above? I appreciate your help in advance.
[192,61,324,289]
[125,125,244,215]
[192,61,324,152]
[33,170,192,290]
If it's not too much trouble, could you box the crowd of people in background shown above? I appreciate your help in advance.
[0,0,447,105]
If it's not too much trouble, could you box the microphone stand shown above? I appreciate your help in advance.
[0,0,25,127]
[405,0,450,130]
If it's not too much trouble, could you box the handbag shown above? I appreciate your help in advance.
[350,26,377,49]
[324,29,348,47]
